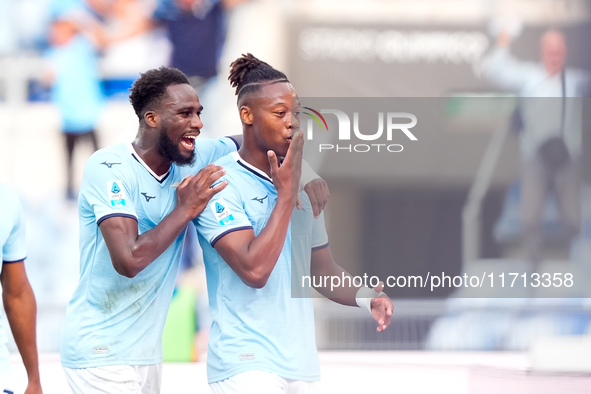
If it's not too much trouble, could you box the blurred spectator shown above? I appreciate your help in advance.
[154,0,226,91]
[42,11,104,200]
[153,0,248,137]
[86,0,171,97]
[480,29,590,264]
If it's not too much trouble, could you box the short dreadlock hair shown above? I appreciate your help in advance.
[129,66,190,120]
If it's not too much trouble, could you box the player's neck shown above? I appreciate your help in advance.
[131,139,172,176]
[238,143,272,178]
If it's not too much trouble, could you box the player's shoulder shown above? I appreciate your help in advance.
[215,152,250,185]
[85,143,131,169]
[214,151,240,168]
[194,136,236,152]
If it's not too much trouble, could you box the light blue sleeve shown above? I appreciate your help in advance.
[193,176,253,247]
[192,137,239,170]
[3,191,26,263]
[80,151,138,225]
[311,211,329,250]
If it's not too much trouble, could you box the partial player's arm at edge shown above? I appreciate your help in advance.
[1,261,42,393]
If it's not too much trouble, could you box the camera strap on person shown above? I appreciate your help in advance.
[537,70,570,170]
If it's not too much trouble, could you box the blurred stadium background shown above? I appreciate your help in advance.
[2,0,591,392]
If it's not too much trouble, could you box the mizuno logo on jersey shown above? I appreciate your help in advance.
[101,161,121,168]
[107,181,126,206]
[251,195,268,204]
[141,192,155,202]
[210,198,234,225]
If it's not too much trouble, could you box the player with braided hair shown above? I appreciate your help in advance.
[193,54,392,394]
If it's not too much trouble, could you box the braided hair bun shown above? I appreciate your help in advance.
[228,53,289,98]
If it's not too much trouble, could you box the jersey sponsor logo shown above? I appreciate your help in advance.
[107,181,126,206]
[141,192,156,202]
[210,198,235,225]
[251,195,268,204]
[100,161,121,168]
[93,346,108,354]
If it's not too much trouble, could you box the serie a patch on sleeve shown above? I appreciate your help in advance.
[210,198,235,225]
[107,180,126,206]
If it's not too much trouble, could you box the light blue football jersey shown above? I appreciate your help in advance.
[61,137,237,368]
[0,183,27,372]
[193,151,328,383]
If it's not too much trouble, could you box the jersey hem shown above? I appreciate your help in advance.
[207,363,321,384]
[61,357,163,369]
[3,257,26,263]
[211,226,253,247]
[311,242,329,251]
[97,213,138,226]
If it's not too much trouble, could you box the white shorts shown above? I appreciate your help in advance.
[209,370,316,394]
[0,345,12,393]
[63,364,162,394]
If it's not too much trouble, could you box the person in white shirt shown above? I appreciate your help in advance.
[480,29,590,264]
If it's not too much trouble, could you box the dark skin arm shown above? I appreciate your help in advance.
[1,261,42,394]
[213,132,303,288]
[311,246,393,332]
[101,164,226,278]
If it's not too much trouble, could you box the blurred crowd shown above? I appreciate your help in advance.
[2,0,246,92]
[3,0,258,199]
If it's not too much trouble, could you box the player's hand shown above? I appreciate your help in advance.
[269,131,303,209]
[24,381,43,394]
[296,194,303,210]
[304,178,330,218]
[176,164,227,220]
[370,281,393,332]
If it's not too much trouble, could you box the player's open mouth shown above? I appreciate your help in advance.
[180,135,196,150]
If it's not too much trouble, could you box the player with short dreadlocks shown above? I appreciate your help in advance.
[193,54,392,394]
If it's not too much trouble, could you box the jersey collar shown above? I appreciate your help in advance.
[231,151,273,184]
[127,143,171,184]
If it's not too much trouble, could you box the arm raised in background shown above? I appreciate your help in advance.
[479,30,535,91]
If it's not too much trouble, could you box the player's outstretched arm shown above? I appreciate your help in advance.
[101,164,227,278]
[311,246,393,332]
[1,261,43,394]
[213,132,304,288]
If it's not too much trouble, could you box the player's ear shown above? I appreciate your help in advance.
[144,110,159,128]
[239,105,253,125]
